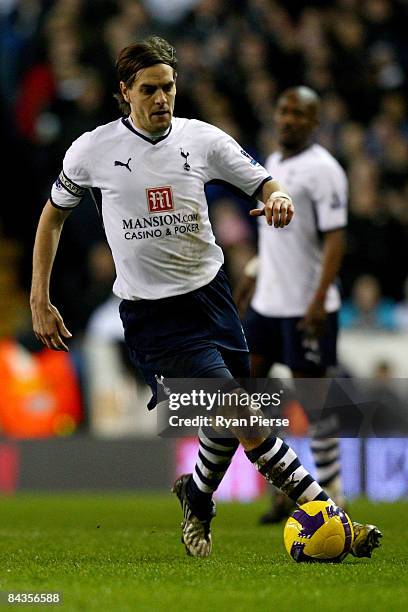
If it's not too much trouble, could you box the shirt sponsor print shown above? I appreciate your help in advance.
[120,186,200,240]
[146,186,174,213]
[123,198,200,241]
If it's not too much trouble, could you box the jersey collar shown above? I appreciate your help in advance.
[121,117,172,145]
[279,142,315,161]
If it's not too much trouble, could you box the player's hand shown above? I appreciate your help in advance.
[250,191,294,228]
[298,299,327,338]
[234,274,256,318]
[31,300,72,351]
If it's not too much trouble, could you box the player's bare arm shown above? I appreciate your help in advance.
[250,179,294,228]
[30,200,73,352]
[299,228,345,336]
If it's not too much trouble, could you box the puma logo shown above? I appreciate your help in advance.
[180,149,190,171]
[114,158,132,172]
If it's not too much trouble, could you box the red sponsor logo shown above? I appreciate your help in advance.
[146,186,174,213]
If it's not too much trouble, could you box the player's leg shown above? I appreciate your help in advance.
[309,436,344,506]
[189,282,308,517]
[241,428,332,505]
[183,348,250,518]
[172,422,238,557]
[243,310,296,523]
[257,368,345,520]
[155,347,247,557]
[250,315,344,524]
[219,335,334,508]
[119,288,241,557]
[186,425,239,517]
[292,311,346,507]
[172,277,258,531]
[283,317,381,556]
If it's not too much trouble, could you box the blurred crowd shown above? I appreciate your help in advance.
[1,0,408,339]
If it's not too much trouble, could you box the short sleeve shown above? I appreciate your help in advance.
[307,162,348,232]
[50,132,92,209]
[206,128,271,198]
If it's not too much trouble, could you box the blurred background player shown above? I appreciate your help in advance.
[236,86,348,523]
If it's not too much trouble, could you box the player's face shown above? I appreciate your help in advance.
[274,93,317,150]
[120,64,176,134]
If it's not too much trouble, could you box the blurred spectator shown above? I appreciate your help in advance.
[340,274,397,331]
[144,0,200,25]
[0,0,45,104]
[342,181,407,300]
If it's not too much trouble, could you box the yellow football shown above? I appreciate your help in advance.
[284,500,354,562]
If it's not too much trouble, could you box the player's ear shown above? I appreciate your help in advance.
[120,81,129,103]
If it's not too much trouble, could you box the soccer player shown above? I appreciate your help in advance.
[236,86,350,522]
[30,38,380,559]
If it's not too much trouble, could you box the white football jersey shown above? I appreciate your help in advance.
[51,117,271,300]
[251,144,348,317]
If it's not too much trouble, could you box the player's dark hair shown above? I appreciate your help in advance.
[115,36,177,116]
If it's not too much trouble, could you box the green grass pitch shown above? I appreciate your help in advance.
[0,494,406,611]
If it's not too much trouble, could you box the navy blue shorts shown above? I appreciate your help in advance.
[243,307,338,374]
[120,268,250,409]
